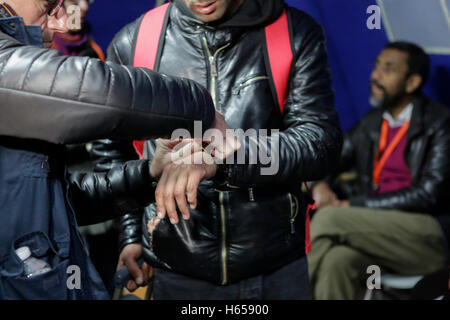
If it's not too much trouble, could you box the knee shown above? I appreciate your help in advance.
[311,206,346,238]
[321,246,361,275]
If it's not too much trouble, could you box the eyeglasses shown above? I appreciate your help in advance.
[48,0,64,16]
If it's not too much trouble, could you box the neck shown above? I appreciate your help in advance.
[386,95,413,119]
[213,0,245,24]
[228,0,245,17]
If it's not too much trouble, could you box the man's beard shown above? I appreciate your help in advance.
[369,80,406,110]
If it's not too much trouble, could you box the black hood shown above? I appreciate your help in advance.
[173,0,285,28]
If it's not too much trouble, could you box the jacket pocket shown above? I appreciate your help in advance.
[0,231,70,300]
[232,75,269,95]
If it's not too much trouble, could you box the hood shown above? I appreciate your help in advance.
[173,0,285,28]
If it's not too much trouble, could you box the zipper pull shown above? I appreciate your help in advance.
[290,219,296,234]
[41,157,48,169]
[209,56,217,78]
[232,85,242,95]
[248,188,255,202]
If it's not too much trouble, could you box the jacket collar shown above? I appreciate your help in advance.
[382,103,413,127]
[407,94,427,141]
[0,16,43,47]
[364,94,427,144]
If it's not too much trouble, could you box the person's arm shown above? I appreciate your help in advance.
[69,160,156,226]
[0,31,215,144]
[350,116,450,213]
[224,13,342,187]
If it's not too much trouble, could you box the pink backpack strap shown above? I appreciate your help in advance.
[267,11,314,253]
[133,3,171,158]
[264,9,294,115]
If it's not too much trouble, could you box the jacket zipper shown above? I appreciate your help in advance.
[233,76,270,95]
[202,37,230,107]
[203,37,231,285]
[287,193,299,234]
[219,191,228,285]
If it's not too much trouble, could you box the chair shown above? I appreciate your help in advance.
[364,273,424,300]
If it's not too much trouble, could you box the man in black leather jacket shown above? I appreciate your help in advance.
[309,42,450,300]
[0,0,220,299]
[95,0,342,299]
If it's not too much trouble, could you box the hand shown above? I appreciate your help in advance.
[150,139,202,180]
[116,243,150,292]
[155,151,217,224]
[205,111,241,161]
[312,182,339,210]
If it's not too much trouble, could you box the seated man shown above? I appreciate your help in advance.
[308,41,450,300]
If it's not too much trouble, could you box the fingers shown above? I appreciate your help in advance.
[186,169,203,210]
[162,166,180,224]
[173,169,191,220]
[141,262,150,285]
[204,133,241,161]
[124,255,144,287]
[156,165,183,224]
[116,258,124,272]
[147,217,161,234]
[155,150,217,224]
[126,280,138,292]
[155,168,169,220]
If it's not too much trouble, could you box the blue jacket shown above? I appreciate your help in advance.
[0,15,110,300]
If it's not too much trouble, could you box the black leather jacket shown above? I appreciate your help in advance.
[94,1,343,284]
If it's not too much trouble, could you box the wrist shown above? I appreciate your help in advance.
[149,162,160,180]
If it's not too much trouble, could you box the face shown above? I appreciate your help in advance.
[6,0,69,48]
[182,0,243,23]
[369,48,410,109]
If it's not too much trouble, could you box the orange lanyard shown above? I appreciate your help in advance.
[373,119,410,186]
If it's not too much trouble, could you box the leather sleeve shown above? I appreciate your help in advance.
[88,21,148,249]
[0,30,215,144]
[115,211,143,253]
[226,11,343,187]
[69,160,156,226]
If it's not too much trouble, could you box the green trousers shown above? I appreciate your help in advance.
[308,206,448,300]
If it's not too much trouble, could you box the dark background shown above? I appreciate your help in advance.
[86,0,450,131]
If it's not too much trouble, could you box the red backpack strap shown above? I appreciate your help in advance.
[303,182,316,254]
[132,2,171,158]
[133,3,170,69]
[266,10,313,253]
[264,9,294,115]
